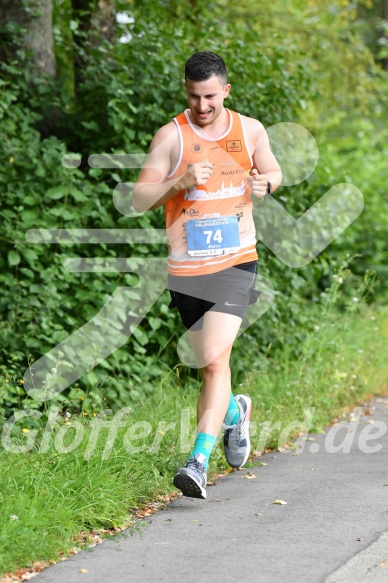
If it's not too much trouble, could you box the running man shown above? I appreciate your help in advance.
[133,51,282,499]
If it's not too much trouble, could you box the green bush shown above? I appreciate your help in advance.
[0,0,386,417]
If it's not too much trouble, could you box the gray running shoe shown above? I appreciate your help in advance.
[223,394,252,468]
[173,453,207,499]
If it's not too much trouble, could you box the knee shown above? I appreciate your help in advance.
[201,348,230,375]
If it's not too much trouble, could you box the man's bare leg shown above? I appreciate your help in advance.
[187,311,242,436]
[173,311,249,498]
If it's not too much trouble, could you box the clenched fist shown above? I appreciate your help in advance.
[248,168,269,200]
[183,159,215,189]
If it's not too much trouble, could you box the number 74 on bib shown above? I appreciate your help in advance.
[186,216,241,256]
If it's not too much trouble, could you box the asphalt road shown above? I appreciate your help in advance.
[33,397,388,583]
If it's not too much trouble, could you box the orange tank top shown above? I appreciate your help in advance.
[165,109,258,276]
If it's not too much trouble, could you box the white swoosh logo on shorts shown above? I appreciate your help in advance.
[225,301,244,307]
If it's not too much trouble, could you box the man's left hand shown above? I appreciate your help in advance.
[248,168,268,199]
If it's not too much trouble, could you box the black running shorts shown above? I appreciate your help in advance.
[168,261,259,331]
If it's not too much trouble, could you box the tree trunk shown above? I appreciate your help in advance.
[71,0,116,100]
[90,0,116,45]
[381,0,388,71]
[0,0,56,77]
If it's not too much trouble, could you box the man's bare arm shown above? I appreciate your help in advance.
[243,117,282,199]
[252,121,282,188]
[133,123,214,212]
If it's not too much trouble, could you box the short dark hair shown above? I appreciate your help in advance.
[185,52,227,84]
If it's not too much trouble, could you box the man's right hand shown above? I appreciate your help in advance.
[182,159,214,190]
[134,122,215,211]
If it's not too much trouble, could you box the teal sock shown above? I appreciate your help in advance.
[223,392,240,426]
[189,433,217,468]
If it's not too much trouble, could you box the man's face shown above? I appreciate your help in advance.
[184,75,231,127]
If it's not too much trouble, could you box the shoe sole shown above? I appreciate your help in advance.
[240,398,252,467]
[173,472,206,499]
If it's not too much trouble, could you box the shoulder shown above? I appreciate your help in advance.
[239,114,265,140]
[147,119,181,173]
[151,120,179,148]
[237,113,267,152]
[147,120,180,165]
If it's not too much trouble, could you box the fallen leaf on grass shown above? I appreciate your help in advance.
[242,472,257,479]
[20,575,36,582]
[363,408,374,415]
[273,500,287,505]
[157,493,177,503]
[19,573,36,583]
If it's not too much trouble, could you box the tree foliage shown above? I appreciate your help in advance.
[0,0,387,414]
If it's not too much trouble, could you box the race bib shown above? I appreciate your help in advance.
[186,216,241,256]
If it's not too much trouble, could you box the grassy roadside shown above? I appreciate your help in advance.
[1,300,388,577]
[243,302,388,451]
